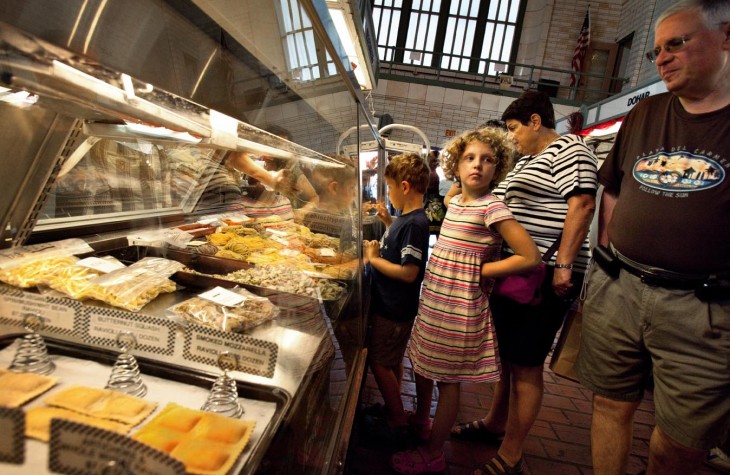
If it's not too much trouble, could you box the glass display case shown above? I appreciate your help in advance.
[0,1,380,473]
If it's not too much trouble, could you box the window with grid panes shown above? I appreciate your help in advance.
[372,0,523,76]
[278,0,337,81]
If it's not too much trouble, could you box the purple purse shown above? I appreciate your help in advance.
[492,262,547,305]
[492,234,562,306]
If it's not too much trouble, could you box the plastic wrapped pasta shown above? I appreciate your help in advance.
[44,256,126,300]
[86,257,184,312]
[0,255,79,288]
[168,287,279,333]
[0,238,95,288]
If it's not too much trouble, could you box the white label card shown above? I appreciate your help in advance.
[200,286,246,307]
[197,218,218,225]
[319,248,336,257]
[76,257,126,273]
[85,308,175,356]
[184,328,278,378]
[0,291,76,333]
[271,236,290,246]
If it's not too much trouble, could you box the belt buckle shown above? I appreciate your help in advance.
[639,273,662,287]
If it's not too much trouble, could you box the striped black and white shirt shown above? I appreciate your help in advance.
[493,134,598,272]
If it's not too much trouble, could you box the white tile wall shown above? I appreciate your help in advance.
[425,85,446,103]
[442,89,464,106]
[461,91,482,110]
[407,83,428,102]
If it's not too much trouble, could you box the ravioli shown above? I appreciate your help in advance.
[132,403,255,475]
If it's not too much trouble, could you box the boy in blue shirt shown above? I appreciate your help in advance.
[363,153,431,443]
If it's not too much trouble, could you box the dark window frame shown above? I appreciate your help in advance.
[372,0,525,76]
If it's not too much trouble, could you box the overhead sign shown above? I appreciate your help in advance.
[557,79,669,134]
[596,80,667,123]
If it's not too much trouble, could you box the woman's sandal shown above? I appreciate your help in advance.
[473,454,525,475]
[391,446,446,474]
[450,420,505,442]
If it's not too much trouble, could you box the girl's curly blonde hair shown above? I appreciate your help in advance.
[440,127,515,190]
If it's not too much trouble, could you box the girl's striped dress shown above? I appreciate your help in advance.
[408,193,513,383]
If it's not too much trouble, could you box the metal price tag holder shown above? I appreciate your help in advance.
[9,313,55,375]
[105,332,147,398]
[48,420,185,475]
[201,351,244,418]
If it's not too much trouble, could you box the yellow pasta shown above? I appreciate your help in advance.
[207,232,236,246]
[214,249,245,261]
[0,256,78,288]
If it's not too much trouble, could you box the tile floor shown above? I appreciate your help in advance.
[345,346,725,475]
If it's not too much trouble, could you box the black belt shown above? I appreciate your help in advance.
[617,259,704,290]
[593,245,710,290]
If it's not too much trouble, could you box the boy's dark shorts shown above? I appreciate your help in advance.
[367,314,415,366]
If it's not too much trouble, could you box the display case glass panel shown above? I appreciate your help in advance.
[0,0,379,473]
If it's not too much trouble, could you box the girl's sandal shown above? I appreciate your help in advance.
[473,454,525,475]
[391,447,446,474]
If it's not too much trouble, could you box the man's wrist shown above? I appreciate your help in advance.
[555,263,573,269]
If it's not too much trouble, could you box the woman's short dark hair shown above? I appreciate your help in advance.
[501,90,556,129]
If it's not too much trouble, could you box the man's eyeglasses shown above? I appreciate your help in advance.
[645,36,689,63]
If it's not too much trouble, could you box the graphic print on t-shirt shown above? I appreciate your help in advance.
[632,151,724,193]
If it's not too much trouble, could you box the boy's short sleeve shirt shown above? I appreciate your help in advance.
[371,208,430,322]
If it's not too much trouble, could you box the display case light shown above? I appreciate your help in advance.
[0,87,38,107]
[326,0,375,91]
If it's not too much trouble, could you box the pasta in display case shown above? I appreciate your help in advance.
[0,0,380,473]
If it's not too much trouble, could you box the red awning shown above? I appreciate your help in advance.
[579,118,622,137]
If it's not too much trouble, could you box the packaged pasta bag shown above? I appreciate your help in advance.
[167,286,279,333]
[87,257,184,312]
[0,239,94,288]
[41,255,127,300]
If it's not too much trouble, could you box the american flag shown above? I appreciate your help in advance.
[570,8,591,87]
